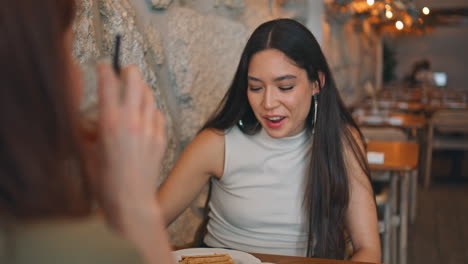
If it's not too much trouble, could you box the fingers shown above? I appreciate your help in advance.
[92,63,167,218]
[121,65,145,118]
[97,63,120,127]
[142,85,155,139]
[96,62,164,147]
[153,110,167,150]
[140,82,166,151]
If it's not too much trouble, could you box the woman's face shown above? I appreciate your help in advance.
[247,49,319,138]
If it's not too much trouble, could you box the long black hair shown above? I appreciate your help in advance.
[202,18,370,259]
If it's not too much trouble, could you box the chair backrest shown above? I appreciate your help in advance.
[361,127,408,142]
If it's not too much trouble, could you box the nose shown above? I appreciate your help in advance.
[262,87,279,110]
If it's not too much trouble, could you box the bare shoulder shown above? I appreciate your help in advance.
[345,125,365,148]
[183,128,225,179]
[191,128,225,156]
[343,125,372,190]
[194,128,225,145]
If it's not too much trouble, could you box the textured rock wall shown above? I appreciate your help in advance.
[149,0,174,9]
[73,0,100,63]
[323,15,381,105]
[74,0,179,184]
[165,7,247,145]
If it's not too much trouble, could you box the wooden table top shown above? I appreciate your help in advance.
[251,253,378,264]
[367,141,419,171]
[361,100,425,112]
[389,113,426,128]
[378,91,423,102]
[424,102,468,113]
[356,112,426,129]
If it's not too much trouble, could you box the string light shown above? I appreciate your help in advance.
[395,20,404,30]
[422,7,430,15]
[331,1,430,34]
[386,10,393,19]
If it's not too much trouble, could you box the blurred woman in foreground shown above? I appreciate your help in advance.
[0,1,172,263]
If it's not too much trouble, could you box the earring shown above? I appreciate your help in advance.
[254,120,261,130]
[312,94,318,135]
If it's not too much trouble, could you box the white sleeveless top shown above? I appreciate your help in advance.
[204,125,311,256]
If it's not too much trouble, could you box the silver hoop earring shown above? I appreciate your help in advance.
[238,119,261,130]
[254,120,261,130]
[312,94,318,135]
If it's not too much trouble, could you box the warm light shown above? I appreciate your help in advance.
[367,0,374,6]
[422,7,430,15]
[395,20,404,30]
[386,10,393,19]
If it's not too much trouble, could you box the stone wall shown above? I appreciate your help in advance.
[73,0,381,246]
[322,10,382,105]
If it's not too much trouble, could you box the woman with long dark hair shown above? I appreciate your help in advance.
[0,0,172,263]
[158,18,380,261]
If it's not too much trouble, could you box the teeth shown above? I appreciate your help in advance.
[267,116,283,121]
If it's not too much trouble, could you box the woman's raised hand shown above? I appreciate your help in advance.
[81,63,173,264]
[92,63,166,214]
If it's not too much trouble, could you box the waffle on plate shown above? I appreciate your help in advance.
[178,253,235,264]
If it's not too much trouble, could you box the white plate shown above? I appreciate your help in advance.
[173,248,261,264]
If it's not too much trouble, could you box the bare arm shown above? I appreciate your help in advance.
[157,128,225,225]
[344,129,382,263]
[110,200,175,264]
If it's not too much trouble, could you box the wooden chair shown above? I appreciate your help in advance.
[361,127,409,264]
[424,110,468,188]
[361,127,408,142]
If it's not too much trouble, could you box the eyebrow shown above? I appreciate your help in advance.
[248,75,297,82]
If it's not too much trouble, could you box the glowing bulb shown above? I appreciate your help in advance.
[422,7,430,15]
[367,0,374,6]
[386,10,393,19]
[395,20,404,30]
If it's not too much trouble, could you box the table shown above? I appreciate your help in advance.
[360,101,426,112]
[368,141,419,170]
[356,112,426,130]
[367,141,419,264]
[424,101,468,114]
[378,88,423,102]
[252,253,379,264]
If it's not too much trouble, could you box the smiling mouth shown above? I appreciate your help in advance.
[265,116,286,123]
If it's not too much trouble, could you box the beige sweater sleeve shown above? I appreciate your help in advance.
[1,214,145,264]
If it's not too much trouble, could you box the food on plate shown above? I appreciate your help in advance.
[178,253,235,264]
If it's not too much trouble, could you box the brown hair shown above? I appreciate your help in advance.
[0,0,92,220]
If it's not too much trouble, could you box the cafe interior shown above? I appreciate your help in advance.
[70,0,468,263]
